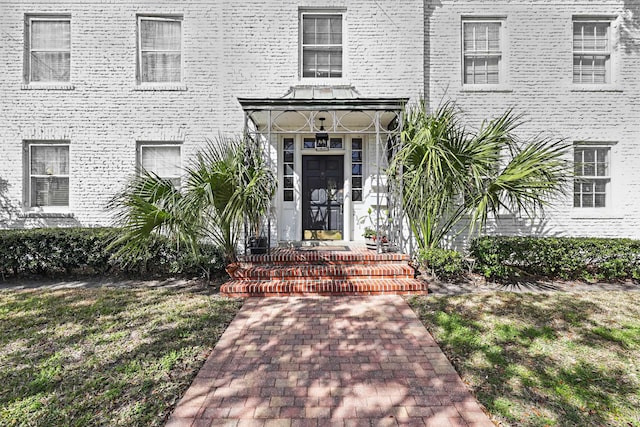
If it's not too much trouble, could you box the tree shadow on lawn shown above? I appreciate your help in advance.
[0,287,242,427]
[409,293,640,426]
[171,295,489,426]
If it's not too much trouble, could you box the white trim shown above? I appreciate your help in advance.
[24,140,70,211]
[26,14,72,84]
[461,16,508,88]
[299,9,346,81]
[571,17,617,86]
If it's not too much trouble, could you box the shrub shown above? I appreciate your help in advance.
[470,236,640,281]
[0,227,225,280]
[417,248,468,279]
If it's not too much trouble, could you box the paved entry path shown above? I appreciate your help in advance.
[167,296,494,427]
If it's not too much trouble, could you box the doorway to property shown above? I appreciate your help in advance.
[302,155,344,240]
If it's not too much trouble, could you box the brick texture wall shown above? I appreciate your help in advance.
[0,0,423,229]
[426,0,640,240]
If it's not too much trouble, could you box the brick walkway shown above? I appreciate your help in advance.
[167,296,494,427]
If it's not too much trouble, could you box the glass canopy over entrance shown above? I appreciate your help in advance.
[237,86,408,253]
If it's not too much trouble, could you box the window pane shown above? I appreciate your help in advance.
[284,177,293,188]
[283,139,294,151]
[141,19,181,50]
[352,164,361,175]
[284,151,294,162]
[141,52,181,82]
[30,52,70,82]
[352,139,362,150]
[594,194,606,207]
[31,177,69,206]
[352,189,362,202]
[284,189,294,201]
[352,151,362,162]
[582,194,593,208]
[31,146,69,175]
[141,146,181,177]
[352,177,362,188]
[31,20,70,50]
[284,163,294,175]
[330,138,343,149]
[573,22,609,51]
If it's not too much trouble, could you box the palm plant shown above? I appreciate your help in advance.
[388,101,569,251]
[110,135,276,264]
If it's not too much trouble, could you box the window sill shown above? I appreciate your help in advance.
[21,83,75,90]
[133,84,188,91]
[570,85,623,92]
[20,211,74,219]
[461,85,513,93]
[570,209,623,220]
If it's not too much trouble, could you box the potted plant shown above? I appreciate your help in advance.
[360,206,391,251]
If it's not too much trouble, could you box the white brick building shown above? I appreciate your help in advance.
[1,1,639,246]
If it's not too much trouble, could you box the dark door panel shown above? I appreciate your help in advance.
[302,155,344,240]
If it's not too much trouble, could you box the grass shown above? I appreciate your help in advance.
[0,283,242,427]
[408,291,640,427]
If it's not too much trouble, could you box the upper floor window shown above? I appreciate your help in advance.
[138,143,182,187]
[574,145,610,208]
[301,12,343,78]
[138,16,182,83]
[26,15,71,83]
[26,142,69,207]
[462,19,503,85]
[573,20,612,84]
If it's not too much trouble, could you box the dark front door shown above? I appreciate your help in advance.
[302,155,344,240]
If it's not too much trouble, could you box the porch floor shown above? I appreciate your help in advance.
[221,245,428,297]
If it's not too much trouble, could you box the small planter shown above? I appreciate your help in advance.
[365,236,389,251]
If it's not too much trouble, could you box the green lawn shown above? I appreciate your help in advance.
[409,291,640,427]
[0,284,242,427]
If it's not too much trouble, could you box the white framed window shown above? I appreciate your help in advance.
[300,11,343,78]
[26,142,70,207]
[462,19,504,85]
[573,19,612,84]
[25,15,71,83]
[574,145,611,208]
[137,16,182,83]
[138,143,182,187]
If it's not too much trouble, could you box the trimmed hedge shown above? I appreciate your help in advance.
[470,236,640,281]
[0,227,225,279]
[417,248,468,280]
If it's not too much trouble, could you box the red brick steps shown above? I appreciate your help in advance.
[220,245,428,297]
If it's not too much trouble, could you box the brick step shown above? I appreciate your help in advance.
[240,248,409,265]
[228,263,415,280]
[220,278,429,297]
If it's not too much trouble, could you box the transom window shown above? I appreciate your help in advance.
[138,143,182,187]
[26,15,71,83]
[27,142,69,207]
[573,20,611,84]
[301,12,343,78]
[463,20,503,84]
[574,146,610,208]
[138,16,182,83]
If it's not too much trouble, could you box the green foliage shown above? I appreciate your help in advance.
[471,235,640,280]
[417,248,468,279]
[389,100,569,250]
[0,227,224,279]
[110,135,276,264]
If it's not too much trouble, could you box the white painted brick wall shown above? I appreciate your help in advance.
[0,0,423,230]
[427,0,640,240]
